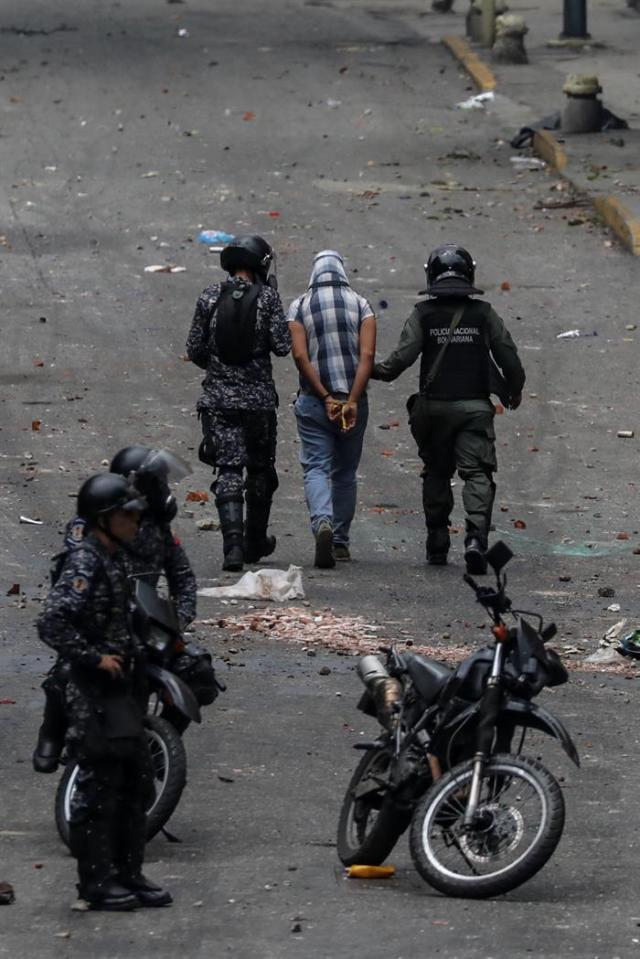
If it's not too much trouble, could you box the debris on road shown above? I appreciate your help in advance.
[556,329,598,339]
[186,490,209,502]
[455,91,494,110]
[510,156,546,170]
[144,264,186,273]
[584,619,627,664]
[19,515,43,525]
[196,518,219,531]
[346,865,396,879]
[0,883,15,905]
[198,566,304,602]
[617,430,634,438]
[597,586,615,598]
[197,230,234,244]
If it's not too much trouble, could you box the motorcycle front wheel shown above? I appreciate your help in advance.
[55,716,187,848]
[337,747,412,866]
[409,754,565,899]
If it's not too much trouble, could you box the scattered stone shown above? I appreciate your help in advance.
[196,519,219,531]
[597,586,615,598]
[318,666,332,676]
[0,882,15,905]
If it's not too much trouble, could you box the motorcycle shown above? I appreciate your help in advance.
[55,579,224,846]
[337,541,579,899]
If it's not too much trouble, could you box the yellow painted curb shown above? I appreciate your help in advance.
[531,130,568,173]
[594,196,640,256]
[442,36,497,93]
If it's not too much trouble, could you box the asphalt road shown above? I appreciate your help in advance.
[2,0,640,955]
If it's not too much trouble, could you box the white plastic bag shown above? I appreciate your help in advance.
[198,565,305,602]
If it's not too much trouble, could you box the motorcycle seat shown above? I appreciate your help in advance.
[406,656,451,705]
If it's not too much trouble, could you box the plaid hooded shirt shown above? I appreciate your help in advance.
[287,251,375,396]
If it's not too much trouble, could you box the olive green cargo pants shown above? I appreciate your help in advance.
[408,397,497,555]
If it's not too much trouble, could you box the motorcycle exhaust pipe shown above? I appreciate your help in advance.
[357,656,402,730]
[357,655,391,687]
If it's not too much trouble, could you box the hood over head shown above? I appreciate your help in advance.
[308,250,350,288]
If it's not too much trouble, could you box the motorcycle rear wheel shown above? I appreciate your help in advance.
[337,748,411,866]
[55,716,187,848]
[409,753,565,899]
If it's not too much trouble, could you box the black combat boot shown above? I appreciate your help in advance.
[121,874,173,908]
[33,686,67,773]
[243,496,276,564]
[72,820,139,911]
[216,496,244,572]
[115,819,173,908]
[426,526,451,566]
[464,535,487,575]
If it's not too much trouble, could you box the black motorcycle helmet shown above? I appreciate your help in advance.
[77,473,146,526]
[423,243,484,297]
[220,234,273,283]
[110,446,178,523]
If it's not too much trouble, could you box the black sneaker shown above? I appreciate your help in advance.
[333,544,351,562]
[464,537,487,575]
[314,521,335,569]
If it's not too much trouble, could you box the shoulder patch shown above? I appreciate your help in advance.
[71,575,90,594]
[69,520,87,543]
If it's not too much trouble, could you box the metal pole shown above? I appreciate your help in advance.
[561,0,589,38]
[480,0,496,46]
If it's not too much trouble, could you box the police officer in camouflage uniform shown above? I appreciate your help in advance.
[186,235,291,572]
[37,473,172,910]
[372,244,525,573]
[33,446,198,773]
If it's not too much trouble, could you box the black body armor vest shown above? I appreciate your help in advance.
[418,298,491,399]
[214,280,262,366]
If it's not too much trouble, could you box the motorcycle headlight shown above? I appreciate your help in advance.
[146,625,172,655]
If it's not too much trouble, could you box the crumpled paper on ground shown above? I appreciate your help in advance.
[198,565,304,602]
[583,619,627,664]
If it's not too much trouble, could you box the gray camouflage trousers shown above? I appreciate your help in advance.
[200,408,278,500]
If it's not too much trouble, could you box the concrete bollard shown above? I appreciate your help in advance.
[466,0,508,43]
[561,74,603,133]
[491,14,528,62]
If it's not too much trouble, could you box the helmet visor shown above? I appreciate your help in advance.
[137,449,192,484]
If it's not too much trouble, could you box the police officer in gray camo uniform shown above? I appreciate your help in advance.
[37,473,172,911]
[33,446,198,773]
[186,235,291,572]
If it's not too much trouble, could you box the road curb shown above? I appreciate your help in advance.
[442,36,497,92]
[593,196,640,256]
[531,130,640,256]
[531,130,567,173]
[442,34,640,256]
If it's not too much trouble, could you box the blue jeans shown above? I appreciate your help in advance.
[294,394,369,546]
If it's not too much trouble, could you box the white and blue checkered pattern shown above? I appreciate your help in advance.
[287,251,374,396]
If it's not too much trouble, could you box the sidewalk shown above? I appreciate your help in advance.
[435,0,640,252]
